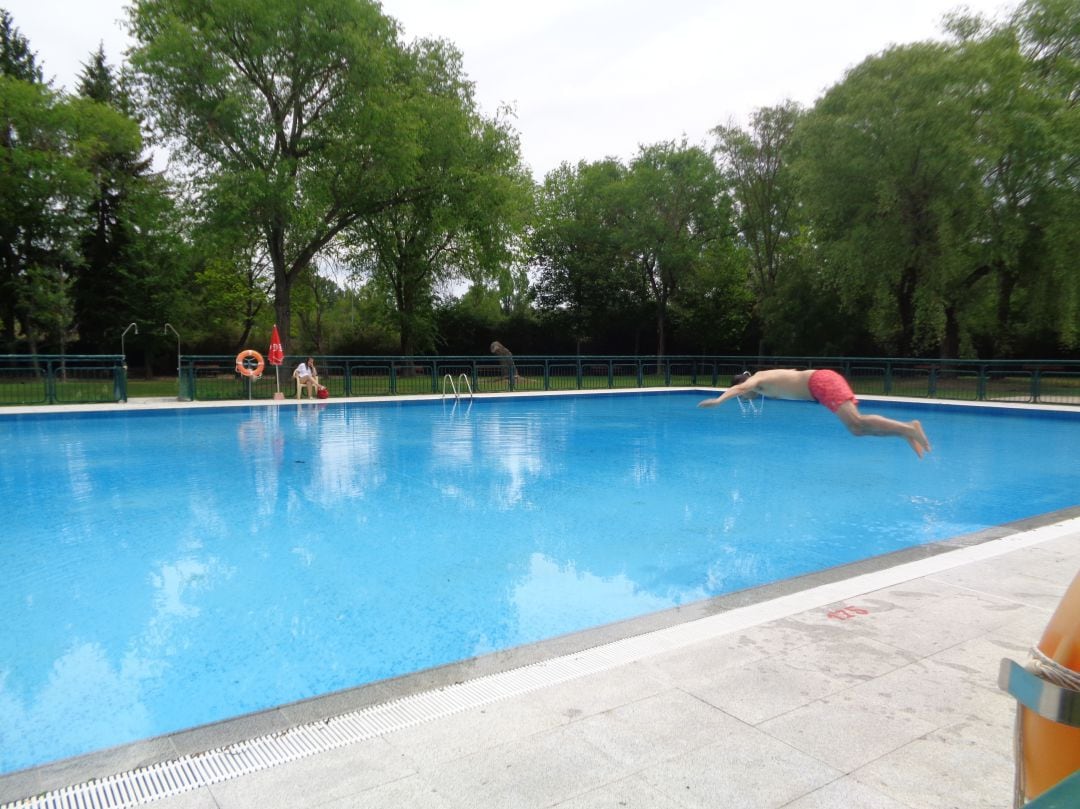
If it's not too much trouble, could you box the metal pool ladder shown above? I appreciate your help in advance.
[441,373,474,399]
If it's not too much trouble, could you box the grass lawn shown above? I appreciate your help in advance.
[127,379,183,397]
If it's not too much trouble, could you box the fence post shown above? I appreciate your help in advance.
[883,361,893,395]
[1031,368,1040,403]
[977,365,987,401]
[112,361,124,403]
[180,362,194,401]
[42,359,55,404]
[390,363,397,395]
[116,361,128,403]
[576,358,583,389]
[928,367,937,398]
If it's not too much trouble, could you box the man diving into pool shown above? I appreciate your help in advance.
[698,369,932,458]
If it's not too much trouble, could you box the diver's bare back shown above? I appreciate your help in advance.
[748,369,815,400]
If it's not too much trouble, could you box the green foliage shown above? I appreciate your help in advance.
[532,143,735,356]
[1008,0,1080,351]
[127,0,429,352]
[792,1,1080,358]
[623,140,733,355]
[0,66,141,353]
[667,238,752,354]
[712,101,806,353]
[532,159,636,351]
[4,0,1077,360]
[0,10,41,83]
[71,46,184,358]
[796,42,995,356]
[345,39,532,355]
[192,252,270,349]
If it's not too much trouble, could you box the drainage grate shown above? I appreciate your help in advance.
[6,518,1073,809]
[7,638,658,809]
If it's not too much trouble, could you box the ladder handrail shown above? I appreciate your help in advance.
[441,373,457,398]
[442,373,475,399]
[457,373,474,399]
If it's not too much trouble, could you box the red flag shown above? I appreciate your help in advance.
[268,325,284,366]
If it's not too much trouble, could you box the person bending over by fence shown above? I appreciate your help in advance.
[698,369,932,458]
[293,357,320,399]
[490,341,517,385]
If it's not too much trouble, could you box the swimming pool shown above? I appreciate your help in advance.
[1,391,1078,774]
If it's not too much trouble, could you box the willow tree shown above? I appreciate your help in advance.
[999,0,1080,352]
[796,43,988,357]
[127,0,429,352]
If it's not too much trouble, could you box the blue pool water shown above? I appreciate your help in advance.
[1,391,1078,773]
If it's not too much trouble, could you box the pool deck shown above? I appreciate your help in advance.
[2,394,1079,809]
[4,512,1078,809]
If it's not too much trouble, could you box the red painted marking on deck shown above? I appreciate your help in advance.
[826,605,870,620]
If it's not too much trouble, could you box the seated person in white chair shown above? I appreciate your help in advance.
[292,357,320,399]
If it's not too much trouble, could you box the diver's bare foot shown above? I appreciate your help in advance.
[907,420,931,458]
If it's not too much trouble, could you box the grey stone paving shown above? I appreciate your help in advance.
[8,525,1068,809]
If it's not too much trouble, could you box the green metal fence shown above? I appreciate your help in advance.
[0,355,127,405]
[2,354,1078,407]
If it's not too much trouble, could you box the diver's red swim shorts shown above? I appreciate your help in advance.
[808,369,857,412]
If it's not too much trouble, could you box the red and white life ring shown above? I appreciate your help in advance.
[1020,572,1080,800]
[235,349,265,378]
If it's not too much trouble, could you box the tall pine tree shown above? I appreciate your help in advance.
[0,9,43,350]
[73,46,153,353]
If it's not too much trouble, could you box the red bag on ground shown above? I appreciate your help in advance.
[317,386,329,399]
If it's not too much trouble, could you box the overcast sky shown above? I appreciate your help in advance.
[4,0,1013,178]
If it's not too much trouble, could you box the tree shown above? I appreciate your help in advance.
[347,40,532,355]
[184,197,274,352]
[127,0,429,354]
[531,145,734,356]
[623,140,732,356]
[531,159,635,353]
[1000,0,1080,352]
[795,43,989,357]
[941,14,1074,356]
[292,263,340,353]
[72,45,168,356]
[0,9,43,350]
[0,15,141,355]
[0,9,41,83]
[712,102,805,353]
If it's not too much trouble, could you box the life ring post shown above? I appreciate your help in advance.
[236,349,265,399]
